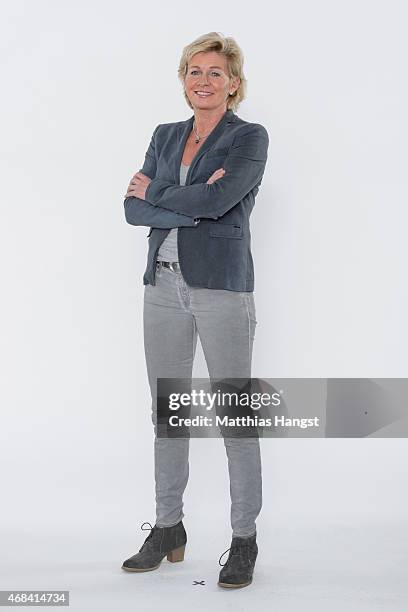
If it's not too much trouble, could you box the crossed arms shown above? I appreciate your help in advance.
[124,122,269,228]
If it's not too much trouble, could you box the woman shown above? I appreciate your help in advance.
[121,32,269,589]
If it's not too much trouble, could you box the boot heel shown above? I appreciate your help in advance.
[167,545,185,562]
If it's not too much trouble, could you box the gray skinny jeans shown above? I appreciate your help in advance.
[143,262,262,538]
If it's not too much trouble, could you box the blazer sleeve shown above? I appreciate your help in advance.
[144,124,269,219]
[124,124,199,229]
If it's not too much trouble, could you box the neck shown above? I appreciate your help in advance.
[193,106,228,135]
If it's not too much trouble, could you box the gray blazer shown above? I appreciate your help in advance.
[124,109,269,291]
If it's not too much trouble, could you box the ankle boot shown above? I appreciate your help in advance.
[122,521,187,572]
[217,533,258,588]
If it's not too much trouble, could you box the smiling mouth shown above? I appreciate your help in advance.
[194,91,213,97]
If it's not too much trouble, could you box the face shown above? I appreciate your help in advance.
[184,51,240,112]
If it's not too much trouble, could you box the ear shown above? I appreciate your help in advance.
[229,76,241,95]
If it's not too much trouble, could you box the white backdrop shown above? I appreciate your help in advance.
[1,1,407,610]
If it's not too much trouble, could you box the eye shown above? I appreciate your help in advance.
[211,71,221,77]
[190,70,200,75]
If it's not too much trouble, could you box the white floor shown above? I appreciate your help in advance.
[1,519,407,612]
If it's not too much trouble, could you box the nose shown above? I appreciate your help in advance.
[198,73,209,86]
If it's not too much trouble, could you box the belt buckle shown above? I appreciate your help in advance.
[170,262,180,273]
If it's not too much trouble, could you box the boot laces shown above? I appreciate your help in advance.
[139,521,160,552]
[141,521,154,533]
[218,542,241,566]
[218,547,231,567]
[218,538,254,566]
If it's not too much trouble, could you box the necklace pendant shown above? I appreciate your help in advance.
[195,137,200,144]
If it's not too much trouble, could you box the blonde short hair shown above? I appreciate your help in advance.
[178,32,247,112]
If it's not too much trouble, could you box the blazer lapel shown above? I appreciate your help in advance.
[173,109,236,185]
[173,115,194,185]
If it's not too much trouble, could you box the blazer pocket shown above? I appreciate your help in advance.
[209,223,243,239]
[206,146,230,158]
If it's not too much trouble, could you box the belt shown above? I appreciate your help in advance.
[156,260,181,273]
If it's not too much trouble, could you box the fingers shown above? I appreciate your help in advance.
[129,172,149,185]
[126,172,147,195]
[129,175,141,184]
[213,168,225,177]
[207,169,225,184]
[125,170,152,198]
[125,184,140,197]
[207,168,226,184]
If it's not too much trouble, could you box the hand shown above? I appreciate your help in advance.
[125,172,152,199]
[207,168,226,184]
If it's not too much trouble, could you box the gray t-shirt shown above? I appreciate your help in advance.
[156,162,190,262]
